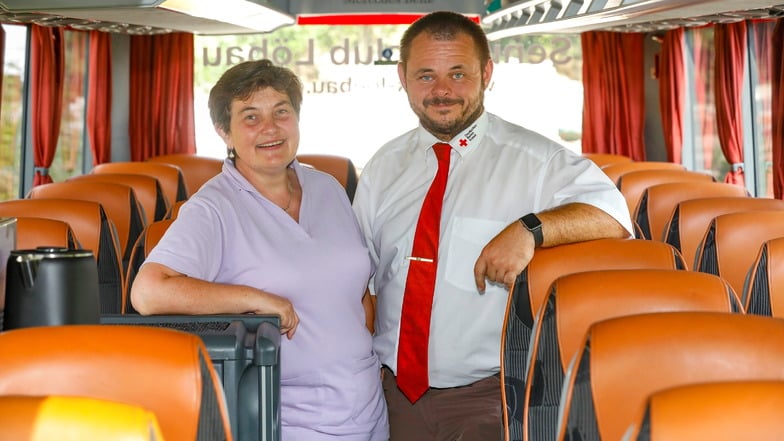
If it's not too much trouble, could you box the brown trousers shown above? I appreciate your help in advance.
[382,367,504,441]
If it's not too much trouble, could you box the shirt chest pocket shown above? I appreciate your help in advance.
[443,217,507,292]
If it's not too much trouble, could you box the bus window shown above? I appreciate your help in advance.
[0,24,26,201]
[193,26,584,169]
[686,26,727,182]
[749,20,777,198]
[50,29,88,184]
[193,25,415,169]
[683,21,777,196]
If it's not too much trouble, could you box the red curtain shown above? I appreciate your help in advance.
[581,32,602,155]
[773,19,784,198]
[87,30,112,166]
[581,31,646,160]
[714,21,747,185]
[129,32,196,161]
[658,28,685,164]
[30,25,65,186]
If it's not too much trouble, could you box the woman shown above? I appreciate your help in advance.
[131,59,389,440]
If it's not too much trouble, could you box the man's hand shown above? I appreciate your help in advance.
[473,221,535,293]
[471,203,631,294]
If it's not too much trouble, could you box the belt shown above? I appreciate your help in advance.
[382,366,500,389]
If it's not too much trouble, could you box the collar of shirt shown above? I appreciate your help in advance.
[415,111,489,159]
[223,157,302,195]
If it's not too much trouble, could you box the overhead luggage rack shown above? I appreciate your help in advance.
[482,0,784,38]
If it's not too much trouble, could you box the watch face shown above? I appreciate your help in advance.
[523,213,542,230]
[521,213,544,247]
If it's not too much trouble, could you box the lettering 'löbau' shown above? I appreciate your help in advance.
[200,37,575,67]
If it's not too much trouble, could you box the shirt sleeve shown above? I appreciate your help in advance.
[143,198,225,281]
[538,148,634,235]
[352,163,380,296]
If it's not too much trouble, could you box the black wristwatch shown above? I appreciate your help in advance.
[519,213,544,248]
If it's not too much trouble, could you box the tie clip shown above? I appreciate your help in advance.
[406,256,434,263]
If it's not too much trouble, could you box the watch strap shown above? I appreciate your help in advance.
[520,213,544,248]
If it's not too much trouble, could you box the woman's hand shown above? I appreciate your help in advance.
[255,292,299,339]
[132,263,300,338]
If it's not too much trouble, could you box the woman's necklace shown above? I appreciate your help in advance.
[282,180,294,212]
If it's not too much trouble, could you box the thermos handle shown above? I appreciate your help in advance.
[16,255,37,290]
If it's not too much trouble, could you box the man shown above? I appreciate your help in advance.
[353,11,633,440]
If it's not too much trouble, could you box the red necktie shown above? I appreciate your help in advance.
[396,142,452,403]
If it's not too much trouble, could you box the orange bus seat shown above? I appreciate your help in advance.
[634,181,748,240]
[501,238,685,440]
[0,324,232,441]
[557,312,784,441]
[745,237,784,316]
[581,153,633,169]
[0,199,123,313]
[627,380,784,441]
[601,161,685,185]
[92,161,187,203]
[14,217,80,251]
[662,196,784,269]
[616,169,714,218]
[70,173,169,224]
[167,200,186,219]
[123,218,174,314]
[296,153,359,202]
[147,154,223,196]
[694,210,784,298]
[28,180,145,266]
[522,269,739,441]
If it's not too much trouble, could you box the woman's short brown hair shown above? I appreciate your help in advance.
[208,59,303,134]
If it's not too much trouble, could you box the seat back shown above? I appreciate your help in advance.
[557,312,784,441]
[0,395,166,441]
[601,161,685,185]
[635,181,748,240]
[502,238,685,440]
[663,197,784,269]
[0,324,233,441]
[70,173,169,224]
[98,314,282,441]
[14,217,80,251]
[92,162,187,204]
[167,199,186,219]
[616,169,714,218]
[28,181,146,265]
[695,210,784,299]
[745,237,784,316]
[0,199,124,313]
[296,153,359,202]
[522,269,740,441]
[581,153,633,169]
[513,239,685,328]
[627,380,784,441]
[147,154,223,196]
[124,218,174,313]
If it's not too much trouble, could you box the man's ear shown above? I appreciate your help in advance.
[397,62,408,91]
[483,59,494,90]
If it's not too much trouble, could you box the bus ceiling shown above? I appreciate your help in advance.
[0,0,781,36]
[483,0,784,39]
[0,0,483,34]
